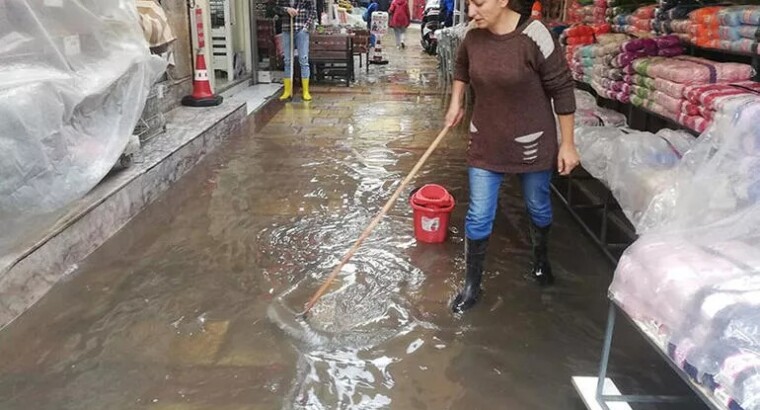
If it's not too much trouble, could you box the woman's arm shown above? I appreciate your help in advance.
[556,114,578,175]
[534,26,579,175]
[445,37,470,127]
[445,81,467,127]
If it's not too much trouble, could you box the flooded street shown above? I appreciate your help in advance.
[0,28,700,410]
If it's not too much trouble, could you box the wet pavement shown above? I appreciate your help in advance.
[0,28,705,410]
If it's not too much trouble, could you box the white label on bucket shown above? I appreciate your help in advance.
[421,216,440,232]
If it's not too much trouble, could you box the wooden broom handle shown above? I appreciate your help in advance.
[300,126,452,317]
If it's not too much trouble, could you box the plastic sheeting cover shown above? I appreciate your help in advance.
[611,96,760,410]
[0,1,166,263]
[640,96,760,232]
[575,126,695,232]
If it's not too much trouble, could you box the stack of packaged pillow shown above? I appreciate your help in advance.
[610,36,679,103]
[607,0,655,33]
[653,0,706,36]
[562,24,596,47]
[630,4,657,35]
[680,81,760,125]
[630,55,754,132]
[569,0,598,24]
[589,33,632,100]
[574,89,629,127]
[716,5,760,54]
[594,0,608,24]
[612,12,635,34]
[571,44,597,83]
[688,6,724,49]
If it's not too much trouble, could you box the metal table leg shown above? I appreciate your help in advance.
[593,304,699,409]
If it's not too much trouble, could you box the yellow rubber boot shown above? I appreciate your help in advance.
[302,79,312,101]
[279,78,293,101]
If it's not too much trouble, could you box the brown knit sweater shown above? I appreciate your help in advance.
[454,19,576,173]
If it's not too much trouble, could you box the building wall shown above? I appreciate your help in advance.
[161,0,194,81]
[136,0,196,142]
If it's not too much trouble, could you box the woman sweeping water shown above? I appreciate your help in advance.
[445,0,580,313]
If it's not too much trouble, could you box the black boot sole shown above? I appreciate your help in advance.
[451,290,481,313]
[523,272,555,287]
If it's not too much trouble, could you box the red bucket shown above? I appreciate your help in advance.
[410,184,455,243]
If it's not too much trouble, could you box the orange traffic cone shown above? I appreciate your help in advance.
[182,52,223,107]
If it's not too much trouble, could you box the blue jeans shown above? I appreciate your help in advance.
[465,167,553,240]
[283,28,310,79]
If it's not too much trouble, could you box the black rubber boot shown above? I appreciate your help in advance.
[528,222,555,286]
[452,237,489,313]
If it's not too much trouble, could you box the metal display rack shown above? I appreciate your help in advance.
[551,170,635,265]
[585,302,725,410]
[564,45,760,407]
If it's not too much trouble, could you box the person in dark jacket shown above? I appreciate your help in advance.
[378,0,391,11]
[445,0,580,313]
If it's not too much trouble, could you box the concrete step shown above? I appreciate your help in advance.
[0,96,258,329]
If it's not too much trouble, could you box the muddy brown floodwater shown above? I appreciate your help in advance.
[0,28,705,410]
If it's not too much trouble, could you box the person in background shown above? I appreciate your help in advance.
[276,0,317,101]
[364,0,379,46]
[378,0,391,11]
[389,0,411,48]
[441,0,455,26]
[445,0,579,312]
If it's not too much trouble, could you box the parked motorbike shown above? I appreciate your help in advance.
[420,0,441,55]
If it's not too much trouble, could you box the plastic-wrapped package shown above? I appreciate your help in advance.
[598,33,630,44]
[679,113,709,133]
[657,45,685,56]
[630,74,656,88]
[631,84,652,99]
[0,1,166,258]
[621,37,658,52]
[610,222,760,409]
[575,89,598,109]
[632,56,754,84]
[575,126,631,181]
[640,96,760,232]
[719,25,746,41]
[649,90,681,113]
[654,34,682,48]
[611,230,760,409]
[577,126,695,230]
[728,39,760,54]
[633,4,657,19]
[680,100,701,116]
[654,77,687,99]
[683,82,760,110]
[657,128,696,154]
[718,5,760,27]
[690,6,725,26]
[611,99,760,407]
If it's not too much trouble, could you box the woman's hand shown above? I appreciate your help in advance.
[445,105,464,128]
[286,7,298,17]
[557,143,580,176]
